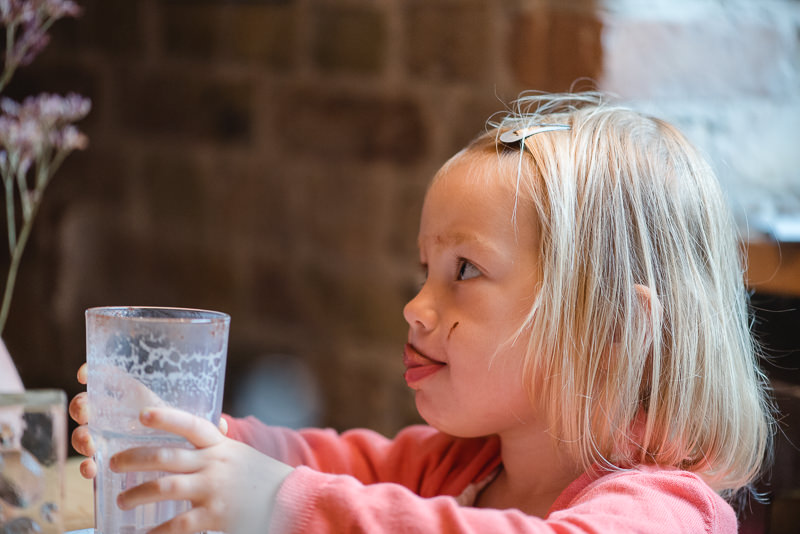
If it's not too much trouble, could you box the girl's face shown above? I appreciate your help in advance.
[403,154,542,438]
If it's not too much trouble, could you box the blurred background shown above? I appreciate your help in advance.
[1,0,799,530]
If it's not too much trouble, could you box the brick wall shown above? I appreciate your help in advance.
[1,0,797,447]
[1,0,605,435]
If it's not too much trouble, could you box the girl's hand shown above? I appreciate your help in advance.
[69,363,97,479]
[69,363,229,480]
[111,406,293,534]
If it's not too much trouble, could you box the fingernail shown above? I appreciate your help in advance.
[141,409,153,423]
[109,455,118,471]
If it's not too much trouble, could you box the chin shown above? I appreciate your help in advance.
[414,394,444,430]
[415,398,485,438]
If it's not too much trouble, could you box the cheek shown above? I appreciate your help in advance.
[451,289,513,331]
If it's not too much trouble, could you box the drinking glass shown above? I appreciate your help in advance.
[85,306,229,534]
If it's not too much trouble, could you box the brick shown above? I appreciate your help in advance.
[118,70,253,143]
[140,151,209,229]
[86,0,143,55]
[404,1,491,82]
[5,60,100,130]
[248,259,305,327]
[386,181,427,264]
[43,148,133,210]
[221,159,293,254]
[91,218,204,313]
[312,5,386,74]
[162,0,292,5]
[159,4,218,59]
[137,150,295,258]
[294,165,385,259]
[298,263,407,344]
[161,3,295,69]
[224,6,295,68]
[47,0,142,55]
[448,93,507,153]
[48,0,144,57]
[509,6,603,91]
[276,89,426,164]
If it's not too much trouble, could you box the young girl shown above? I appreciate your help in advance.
[70,92,774,533]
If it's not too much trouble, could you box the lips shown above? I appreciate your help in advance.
[403,343,446,387]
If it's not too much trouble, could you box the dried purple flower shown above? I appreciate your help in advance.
[0,93,90,167]
[49,124,87,151]
[16,23,50,67]
[0,0,88,335]
[9,93,91,125]
[1,0,80,23]
[0,1,29,24]
[43,0,80,18]
[1,0,82,85]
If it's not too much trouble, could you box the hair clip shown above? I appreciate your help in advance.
[499,124,570,144]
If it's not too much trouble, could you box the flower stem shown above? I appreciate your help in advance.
[0,21,18,94]
[0,195,39,336]
[4,178,15,254]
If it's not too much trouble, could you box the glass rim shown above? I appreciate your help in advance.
[0,388,66,407]
[85,306,230,324]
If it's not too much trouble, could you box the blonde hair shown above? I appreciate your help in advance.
[456,92,774,497]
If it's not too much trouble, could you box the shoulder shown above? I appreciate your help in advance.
[549,465,737,534]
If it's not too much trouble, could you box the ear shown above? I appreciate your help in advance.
[632,284,662,348]
[611,284,662,345]
[631,285,663,408]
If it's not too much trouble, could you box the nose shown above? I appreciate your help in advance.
[403,283,438,332]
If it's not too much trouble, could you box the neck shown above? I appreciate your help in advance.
[477,424,582,517]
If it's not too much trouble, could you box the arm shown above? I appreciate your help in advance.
[271,465,736,534]
[112,410,734,534]
[223,414,501,496]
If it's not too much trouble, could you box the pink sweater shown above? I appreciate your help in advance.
[223,415,737,533]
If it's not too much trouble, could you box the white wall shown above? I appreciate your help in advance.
[598,0,800,239]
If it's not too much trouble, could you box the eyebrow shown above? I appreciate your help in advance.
[418,232,500,255]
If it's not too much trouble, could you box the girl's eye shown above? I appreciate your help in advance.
[457,259,481,281]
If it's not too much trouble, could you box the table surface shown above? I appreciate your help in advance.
[65,456,94,531]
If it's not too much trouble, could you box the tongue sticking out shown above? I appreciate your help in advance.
[403,344,445,386]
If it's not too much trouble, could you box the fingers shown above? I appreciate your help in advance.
[110,445,206,475]
[139,408,223,449]
[79,458,97,479]
[116,473,206,511]
[68,391,89,425]
[144,507,217,534]
[71,424,95,457]
[77,362,88,384]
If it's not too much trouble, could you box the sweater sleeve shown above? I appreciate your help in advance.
[223,415,736,533]
[221,414,501,496]
[269,464,737,534]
